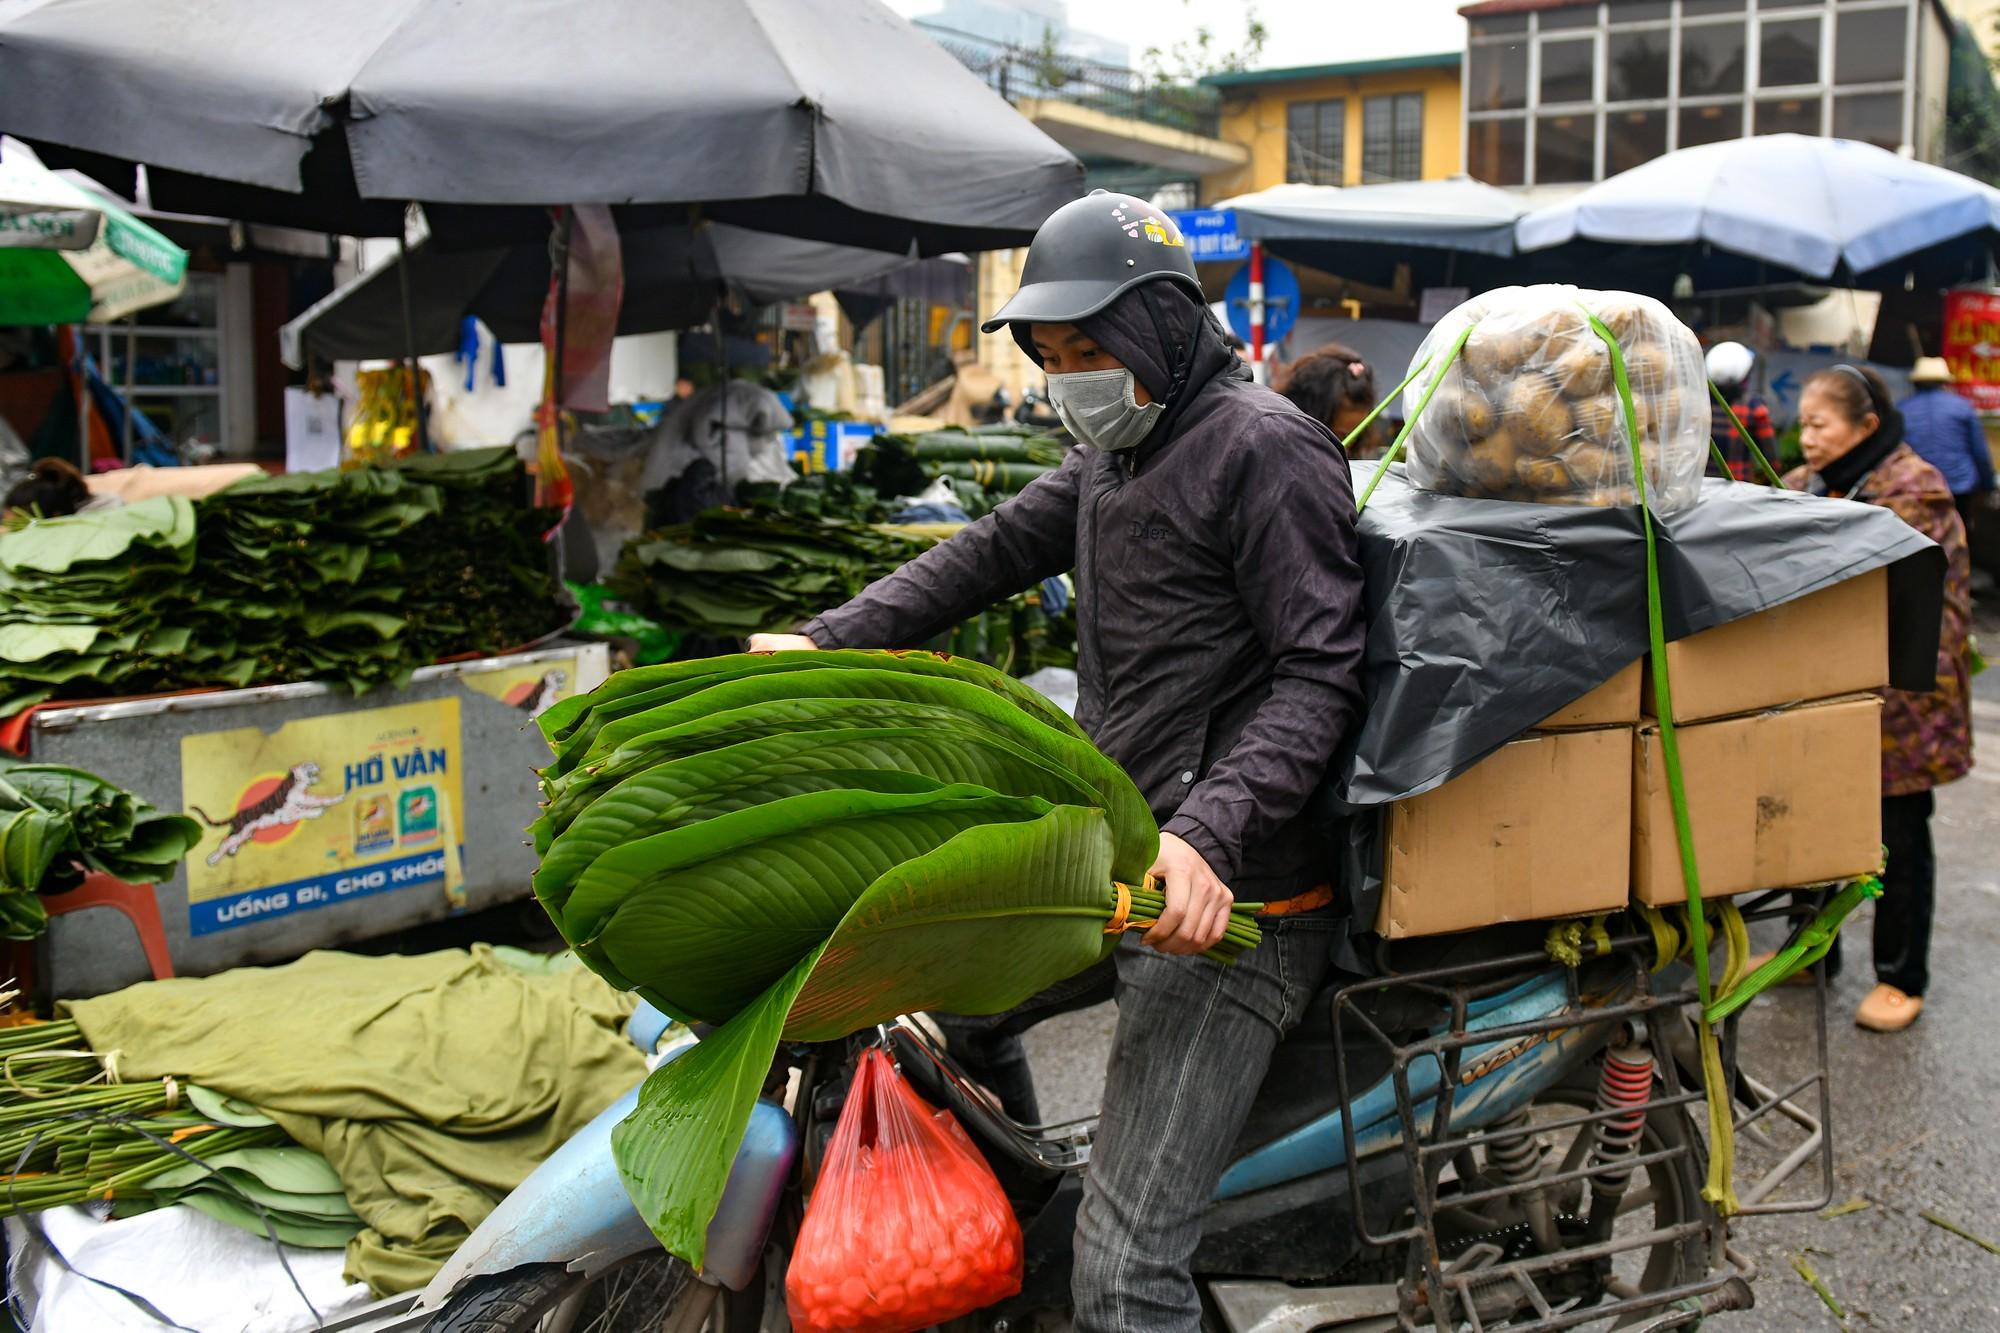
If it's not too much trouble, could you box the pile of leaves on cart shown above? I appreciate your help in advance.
[609,426,1075,675]
[0,447,564,718]
[0,757,200,938]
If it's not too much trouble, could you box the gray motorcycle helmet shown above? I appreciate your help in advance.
[981,190,1203,335]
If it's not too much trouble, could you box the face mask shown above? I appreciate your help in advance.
[1045,367,1164,452]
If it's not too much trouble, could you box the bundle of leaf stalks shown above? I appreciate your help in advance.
[0,758,201,940]
[0,1019,358,1238]
[0,447,564,717]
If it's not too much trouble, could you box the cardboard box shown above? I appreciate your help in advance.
[1644,569,1888,723]
[1539,659,1643,729]
[1632,695,1883,905]
[1380,727,1633,938]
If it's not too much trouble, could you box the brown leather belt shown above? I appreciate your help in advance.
[1258,883,1335,917]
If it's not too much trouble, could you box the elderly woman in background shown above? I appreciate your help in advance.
[1275,344,1379,457]
[1775,363,1974,1033]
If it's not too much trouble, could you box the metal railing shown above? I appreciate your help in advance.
[1333,896,1836,1331]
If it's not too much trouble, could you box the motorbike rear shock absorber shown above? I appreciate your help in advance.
[1585,1041,1656,1238]
[1484,1109,1562,1255]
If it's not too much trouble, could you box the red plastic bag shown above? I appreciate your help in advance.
[786,1048,1023,1333]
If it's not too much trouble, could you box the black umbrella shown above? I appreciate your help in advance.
[278,222,915,367]
[0,0,1082,253]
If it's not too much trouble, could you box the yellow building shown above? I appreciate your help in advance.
[1199,53,1465,200]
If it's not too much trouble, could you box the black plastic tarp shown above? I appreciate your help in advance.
[1337,463,1943,809]
[1324,463,1943,956]
[1328,462,1936,948]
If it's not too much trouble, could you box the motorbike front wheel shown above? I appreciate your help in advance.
[422,1253,776,1333]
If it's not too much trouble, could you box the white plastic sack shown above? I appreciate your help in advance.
[6,1204,371,1333]
[1400,285,1708,512]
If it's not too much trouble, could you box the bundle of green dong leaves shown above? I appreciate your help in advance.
[0,447,563,717]
[530,651,1264,1265]
[0,757,201,938]
[609,510,930,641]
[610,510,1076,674]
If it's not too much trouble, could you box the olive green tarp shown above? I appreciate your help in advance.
[66,945,647,1295]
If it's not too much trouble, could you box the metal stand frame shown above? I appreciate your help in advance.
[1332,896,1834,1331]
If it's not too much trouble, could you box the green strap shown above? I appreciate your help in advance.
[1708,437,1734,480]
[1585,309,1712,1003]
[1355,325,1476,513]
[1704,875,1881,1022]
[1583,307,1738,1215]
[1707,380,1786,488]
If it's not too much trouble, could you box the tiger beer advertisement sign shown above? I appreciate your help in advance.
[180,698,466,935]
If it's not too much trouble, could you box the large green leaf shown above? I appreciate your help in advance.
[0,495,193,574]
[541,696,1011,824]
[540,650,1085,761]
[0,622,102,664]
[566,785,1055,1017]
[530,725,1113,910]
[611,805,1118,1267]
[554,676,1141,857]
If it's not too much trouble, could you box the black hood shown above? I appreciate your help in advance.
[1012,280,1248,450]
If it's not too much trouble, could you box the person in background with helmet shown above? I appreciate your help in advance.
[751,192,1366,1333]
[1899,355,1996,538]
[1706,341,1777,480]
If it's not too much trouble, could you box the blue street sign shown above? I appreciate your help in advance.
[1769,368,1798,408]
[1169,208,1249,264]
[1224,255,1302,346]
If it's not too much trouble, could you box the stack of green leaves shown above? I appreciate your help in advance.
[0,758,201,939]
[0,497,201,718]
[530,651,1263,1265]
[609,510,1077,674]
[0,447,564,715]
[608,510,932,641]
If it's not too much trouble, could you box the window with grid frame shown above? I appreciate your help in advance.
[1286,97,1346,186]
[1362,92,1425,183]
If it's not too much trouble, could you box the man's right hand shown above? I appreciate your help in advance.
[747,633,819,653]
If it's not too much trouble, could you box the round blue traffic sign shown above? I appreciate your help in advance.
[1224,255,1301,346]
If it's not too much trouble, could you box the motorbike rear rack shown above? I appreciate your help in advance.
[1333,892,1838,1331]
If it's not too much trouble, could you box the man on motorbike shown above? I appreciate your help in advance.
[750,191,1366,1333]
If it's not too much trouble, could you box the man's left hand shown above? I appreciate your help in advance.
[1143,832,1234,956]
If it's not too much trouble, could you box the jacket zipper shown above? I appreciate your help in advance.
[1085,456,1126,710]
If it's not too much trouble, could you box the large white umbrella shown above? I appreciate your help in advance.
[0,137,187,324]
[1516,134,2000,283]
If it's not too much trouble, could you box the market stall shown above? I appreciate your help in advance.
[0,447,592,998]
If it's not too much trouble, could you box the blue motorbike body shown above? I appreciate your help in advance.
[418,1002,796,1305]
[428,973,1603,1303]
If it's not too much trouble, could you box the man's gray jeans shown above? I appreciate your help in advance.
[1073,915,1340,1333]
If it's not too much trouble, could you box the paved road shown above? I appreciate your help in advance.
[1023,602,2000,1331]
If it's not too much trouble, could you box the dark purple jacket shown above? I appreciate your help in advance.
[802,290,1365,898]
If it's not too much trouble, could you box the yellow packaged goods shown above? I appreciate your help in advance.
[1539,659,1643,729]
[1401,286,1709,512]
[1643,568,1889,723]
[1380,728,1633,938]
[1632,695,1883,905]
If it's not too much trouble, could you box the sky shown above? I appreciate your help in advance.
[883,0,1468,70]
